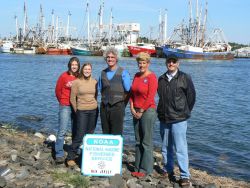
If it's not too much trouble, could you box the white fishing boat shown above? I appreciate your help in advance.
[23,47,36,54]
[0,41,14,53]
[12,47,24,54]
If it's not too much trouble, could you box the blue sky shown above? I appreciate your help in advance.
[0,0,249,44]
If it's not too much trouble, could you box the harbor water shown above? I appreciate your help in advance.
[0,53,249,181]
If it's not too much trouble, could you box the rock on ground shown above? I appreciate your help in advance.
[0,124,249,188]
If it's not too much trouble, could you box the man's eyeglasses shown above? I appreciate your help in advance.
[167,60,177,64]
[107,56,115,59]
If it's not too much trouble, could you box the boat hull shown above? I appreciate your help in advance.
[46,48,72,55]
[71,47,92,56]
[12,48,24,54]
[36,47,47,54]
[23,48,36,54]
[1,41,14,53]
[162,46,234,60]
[155,46,166,58]
[127,45,156,57]
[1,47,13,53]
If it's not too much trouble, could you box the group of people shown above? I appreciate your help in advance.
[54,47,196,187]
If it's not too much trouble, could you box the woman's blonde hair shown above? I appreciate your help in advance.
[136,52,151,62]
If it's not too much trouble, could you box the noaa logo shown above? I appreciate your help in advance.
[98,161,106,169]
[143,79,148,83]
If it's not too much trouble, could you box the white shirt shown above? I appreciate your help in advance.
[166,70,178,82]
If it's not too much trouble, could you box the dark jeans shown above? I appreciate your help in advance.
[67,108,98,160]
[133,108,157,174]
[100,102,125,135]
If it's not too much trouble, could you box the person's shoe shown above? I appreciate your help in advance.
[55,157,65,164]
[131,172,146,178]
[168,172,176,182]
[179,178,191,187]
[159,170,176,182]
[67,160,76,167]
[159,169,168,177]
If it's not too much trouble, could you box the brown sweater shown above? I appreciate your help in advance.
[70,77,98,112]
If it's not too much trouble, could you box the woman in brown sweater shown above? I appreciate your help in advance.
[66,63,98,166]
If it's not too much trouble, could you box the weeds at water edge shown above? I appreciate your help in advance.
[52,170,89,188]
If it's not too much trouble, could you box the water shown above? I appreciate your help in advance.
[0,53,250,181]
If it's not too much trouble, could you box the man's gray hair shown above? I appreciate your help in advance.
[103,47,119,60]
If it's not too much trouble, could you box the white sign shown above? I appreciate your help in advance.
[81,134,123,176]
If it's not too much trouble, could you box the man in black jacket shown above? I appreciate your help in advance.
[157,55,196,187]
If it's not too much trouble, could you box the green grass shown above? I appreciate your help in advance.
[52,170,89,188]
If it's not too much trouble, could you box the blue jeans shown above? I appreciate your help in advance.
[133,108,157,174]
[160,121,190,179]
[55,105,75,158]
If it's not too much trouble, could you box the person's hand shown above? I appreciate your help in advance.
[135,111,143,119]
[131,107,140,119]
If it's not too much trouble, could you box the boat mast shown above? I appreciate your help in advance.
[55,16,59,43]
[195,0,199,47]
[23,1,27,41]
[196,0,199,21]
[158,9,167,45]
[196,5,202,47]
[201,2,207,47]
[40,5,46,44]
[108,8,113,44]
[39,5,44,38]
[158,9,162,44]
[66,11,71,40]
[51,9,55,43]
[14,15,19,43]
[98,0,104,41]
[86,2,90,45]
[188,0,193,45]
[164,9,167,44]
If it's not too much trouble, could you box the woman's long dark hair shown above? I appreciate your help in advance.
[67,56,80,77]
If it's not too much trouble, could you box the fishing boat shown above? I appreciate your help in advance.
[23,47,36,54]
[162,45,234,60]
[46,48,71,55]
[46,43,72,55]
[160,0,234,60]
[12,47,24,54]
[100,43,126,57]
[0,41,14,53]
[71,45,92,56]
[36,47,47,54]
[127,43,156,57]
[234,47,250,58]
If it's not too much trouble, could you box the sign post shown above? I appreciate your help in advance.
[81,134,123,176]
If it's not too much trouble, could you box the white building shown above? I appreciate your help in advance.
[116,23,140,44]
